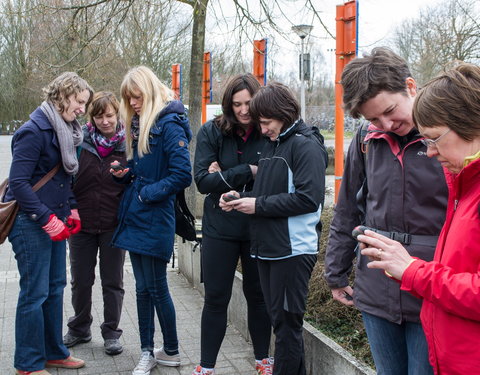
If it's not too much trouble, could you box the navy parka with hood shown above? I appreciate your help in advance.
[112,101,192,261]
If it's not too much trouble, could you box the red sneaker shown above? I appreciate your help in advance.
[192,365,215,374]
[256,357,274,375]
[15,370,51,375]
[46,356,85,369]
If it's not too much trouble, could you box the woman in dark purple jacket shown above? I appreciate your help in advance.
[6,72,92,375]
[63,92,127,356]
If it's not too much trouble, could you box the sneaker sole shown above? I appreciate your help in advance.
[46,362,85,369]
[105,347,123,356]
[156,359,180,367]
[132,363,157,375]
[64,335,92,348]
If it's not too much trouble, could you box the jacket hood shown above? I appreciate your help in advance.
[277,119,324,143]
[294,119,321,138]
[157,100,192,142]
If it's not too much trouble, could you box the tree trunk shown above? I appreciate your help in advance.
[186,0,208,218]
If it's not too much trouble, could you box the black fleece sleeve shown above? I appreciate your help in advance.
[194,123,253,194]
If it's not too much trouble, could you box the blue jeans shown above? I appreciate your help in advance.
[130,252,178,353]
[9,212,70,371]
[362,312,433,375]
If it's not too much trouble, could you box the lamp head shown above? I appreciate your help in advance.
[292,24,313,39]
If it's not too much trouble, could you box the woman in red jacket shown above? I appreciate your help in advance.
[359,63,480,375]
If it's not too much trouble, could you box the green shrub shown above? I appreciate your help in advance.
[306,206,374,368]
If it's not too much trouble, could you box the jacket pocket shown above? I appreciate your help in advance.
[124,192,154,229]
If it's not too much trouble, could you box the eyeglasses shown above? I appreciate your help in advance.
[420,129,451,148]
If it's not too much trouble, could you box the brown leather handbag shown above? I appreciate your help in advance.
[0,164,60,244]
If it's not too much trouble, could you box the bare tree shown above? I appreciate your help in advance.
[391,0,480,84]
[115,1,192,89]
[0,0,42,121]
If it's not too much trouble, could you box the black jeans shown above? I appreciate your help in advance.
[67,231,125,339]
[257,254,317,375]
[200,235,271,368]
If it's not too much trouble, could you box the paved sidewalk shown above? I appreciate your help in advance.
[0,135,256,375]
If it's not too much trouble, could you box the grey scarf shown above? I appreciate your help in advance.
[40,101,83,175]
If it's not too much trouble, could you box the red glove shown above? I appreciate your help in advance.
[42,214,70,241]
[66,208,81,235]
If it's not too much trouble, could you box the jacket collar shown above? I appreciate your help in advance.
[276,119,302,143]
[30,107,53,130]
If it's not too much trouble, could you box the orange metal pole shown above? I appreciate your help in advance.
[343,1,357,66]
[334,4,346,205]
[202,52,211,125]
[172,64,181,100]
[334,1,357,204]
[253,39,267,85]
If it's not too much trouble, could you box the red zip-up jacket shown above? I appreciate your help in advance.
[402,158,480,374]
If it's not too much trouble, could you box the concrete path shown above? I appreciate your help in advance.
[0,135,255,375]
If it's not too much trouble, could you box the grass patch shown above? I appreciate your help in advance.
[306,206,375,369]
[322,130,355,140]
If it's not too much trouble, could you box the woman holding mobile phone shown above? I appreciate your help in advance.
[64,92,127,356]
[192,73,272,375]
[111,66,192,375]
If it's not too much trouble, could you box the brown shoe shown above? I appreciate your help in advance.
[46,356,85,369]
[15,370,52,375]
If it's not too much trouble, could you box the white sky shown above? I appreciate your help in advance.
[204,0,444,80]
[356,0,442,50]
[279,0,444,79]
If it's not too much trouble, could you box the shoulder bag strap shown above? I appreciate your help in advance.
[32,164,61,193]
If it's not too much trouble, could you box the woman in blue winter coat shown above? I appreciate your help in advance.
[6,72,92,375]
[110,66,192,375]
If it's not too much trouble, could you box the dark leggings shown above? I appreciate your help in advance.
[257,255,317,375]
[200,235,271,368]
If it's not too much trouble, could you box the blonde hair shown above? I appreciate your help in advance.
[120,66,175,159]
[43,72,93,114]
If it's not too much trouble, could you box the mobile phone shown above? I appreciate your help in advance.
[352,225,376,240]
[223,194,239,202]
[110,163,125,172]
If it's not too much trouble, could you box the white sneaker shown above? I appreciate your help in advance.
[154,347,181,367]
[192,365,215,374]
[132,351,157,375]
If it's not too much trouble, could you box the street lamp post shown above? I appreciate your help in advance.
[292,24,313,120]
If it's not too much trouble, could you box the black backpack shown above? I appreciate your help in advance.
[175,189,199,243]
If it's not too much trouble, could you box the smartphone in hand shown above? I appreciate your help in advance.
[223,194,239,202]
[352,225,368,240]
[110,163,125,172]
